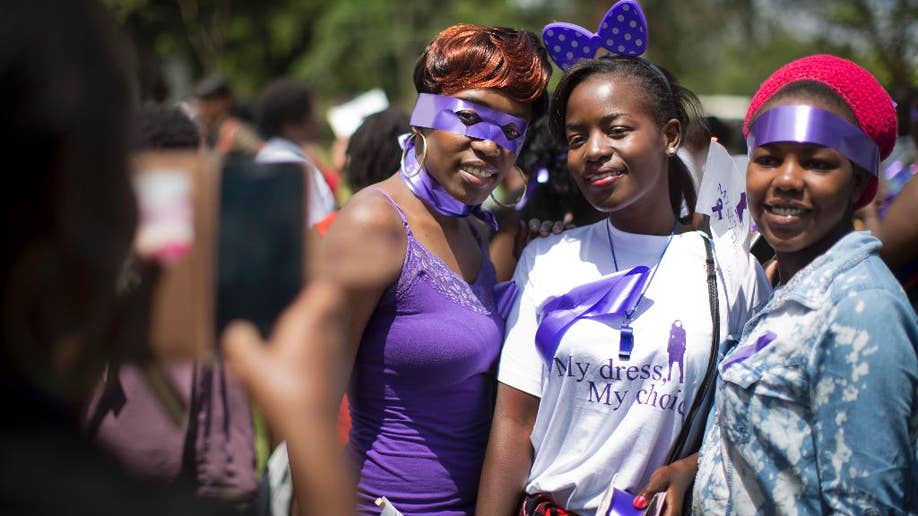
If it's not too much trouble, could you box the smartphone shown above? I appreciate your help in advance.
[750,231,776,266]
[131,152,307,360]
[215,158,306,339]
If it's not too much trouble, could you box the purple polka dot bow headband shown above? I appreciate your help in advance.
[542,0,649,71]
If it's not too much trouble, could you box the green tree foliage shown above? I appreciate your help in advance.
[107,0,915,106]
[774,0,917,93]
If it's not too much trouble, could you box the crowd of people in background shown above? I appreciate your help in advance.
[2,0,917,516]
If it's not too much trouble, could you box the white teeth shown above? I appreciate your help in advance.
[771,206,802,216]
[587,170,623,181]
[461,167,497,179]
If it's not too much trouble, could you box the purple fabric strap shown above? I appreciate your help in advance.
[493,280,519,320]
[748,105,880,175]
[409,93,528,155]
[535,266,649,364]
[399,134,498,230]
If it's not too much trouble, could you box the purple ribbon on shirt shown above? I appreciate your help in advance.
[409,93,529,155]
[535,266,649,364]
[399,134,498,230]
[719,330,777,372]
[747,105,880,175]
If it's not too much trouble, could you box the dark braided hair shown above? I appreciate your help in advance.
[345,108,410,192]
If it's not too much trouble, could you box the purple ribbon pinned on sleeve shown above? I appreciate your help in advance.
[493,280,519,320]
[535,266,649,364]
[719,330,776,372]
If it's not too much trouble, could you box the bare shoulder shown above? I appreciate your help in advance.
[320,187,407,289]
[332,187,405,236]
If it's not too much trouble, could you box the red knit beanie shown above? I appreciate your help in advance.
[743,54,897,208]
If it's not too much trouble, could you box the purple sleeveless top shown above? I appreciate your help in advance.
[348,190,504,515]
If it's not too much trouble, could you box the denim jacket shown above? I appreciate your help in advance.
[694,231,918,515]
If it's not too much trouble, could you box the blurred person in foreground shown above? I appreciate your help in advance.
[194,75,264,158]
[84,104,202,487]
[255,78,337,227]
[0,2,353,515]
[319,24,551,515]
[85,104,261,504]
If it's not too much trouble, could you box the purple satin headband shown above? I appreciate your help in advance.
[409,93,528,155]
[747,105,880,175]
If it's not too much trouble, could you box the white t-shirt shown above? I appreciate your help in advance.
[255,137,336,226]
[498,219,768,513]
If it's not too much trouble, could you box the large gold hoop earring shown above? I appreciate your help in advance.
[400,129,428,178]
[489,166,528,208]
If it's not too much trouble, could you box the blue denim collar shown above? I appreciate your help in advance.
[767,231,881,311]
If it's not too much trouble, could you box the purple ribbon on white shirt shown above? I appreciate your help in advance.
[409,93,528,155]
[399,134,498,230]
[535,266,649,364]
[747,105,880,175]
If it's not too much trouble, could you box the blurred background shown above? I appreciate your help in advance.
[106,0,916,148]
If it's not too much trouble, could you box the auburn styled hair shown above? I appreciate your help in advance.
[413,24,552,119]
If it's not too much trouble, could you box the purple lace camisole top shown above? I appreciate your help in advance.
[348,189,504,515]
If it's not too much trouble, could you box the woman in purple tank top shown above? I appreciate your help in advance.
[318,24,552,515]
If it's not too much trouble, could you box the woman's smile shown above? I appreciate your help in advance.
[458,161,500,189]
[583,161,626,189]
[563,74,675,216]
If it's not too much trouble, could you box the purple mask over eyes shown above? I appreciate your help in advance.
[409,93,529,155]
[748,105,880,175]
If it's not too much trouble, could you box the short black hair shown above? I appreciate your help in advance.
[255,79,314,139]
[345,108,410,192]
[136,104,201,151]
